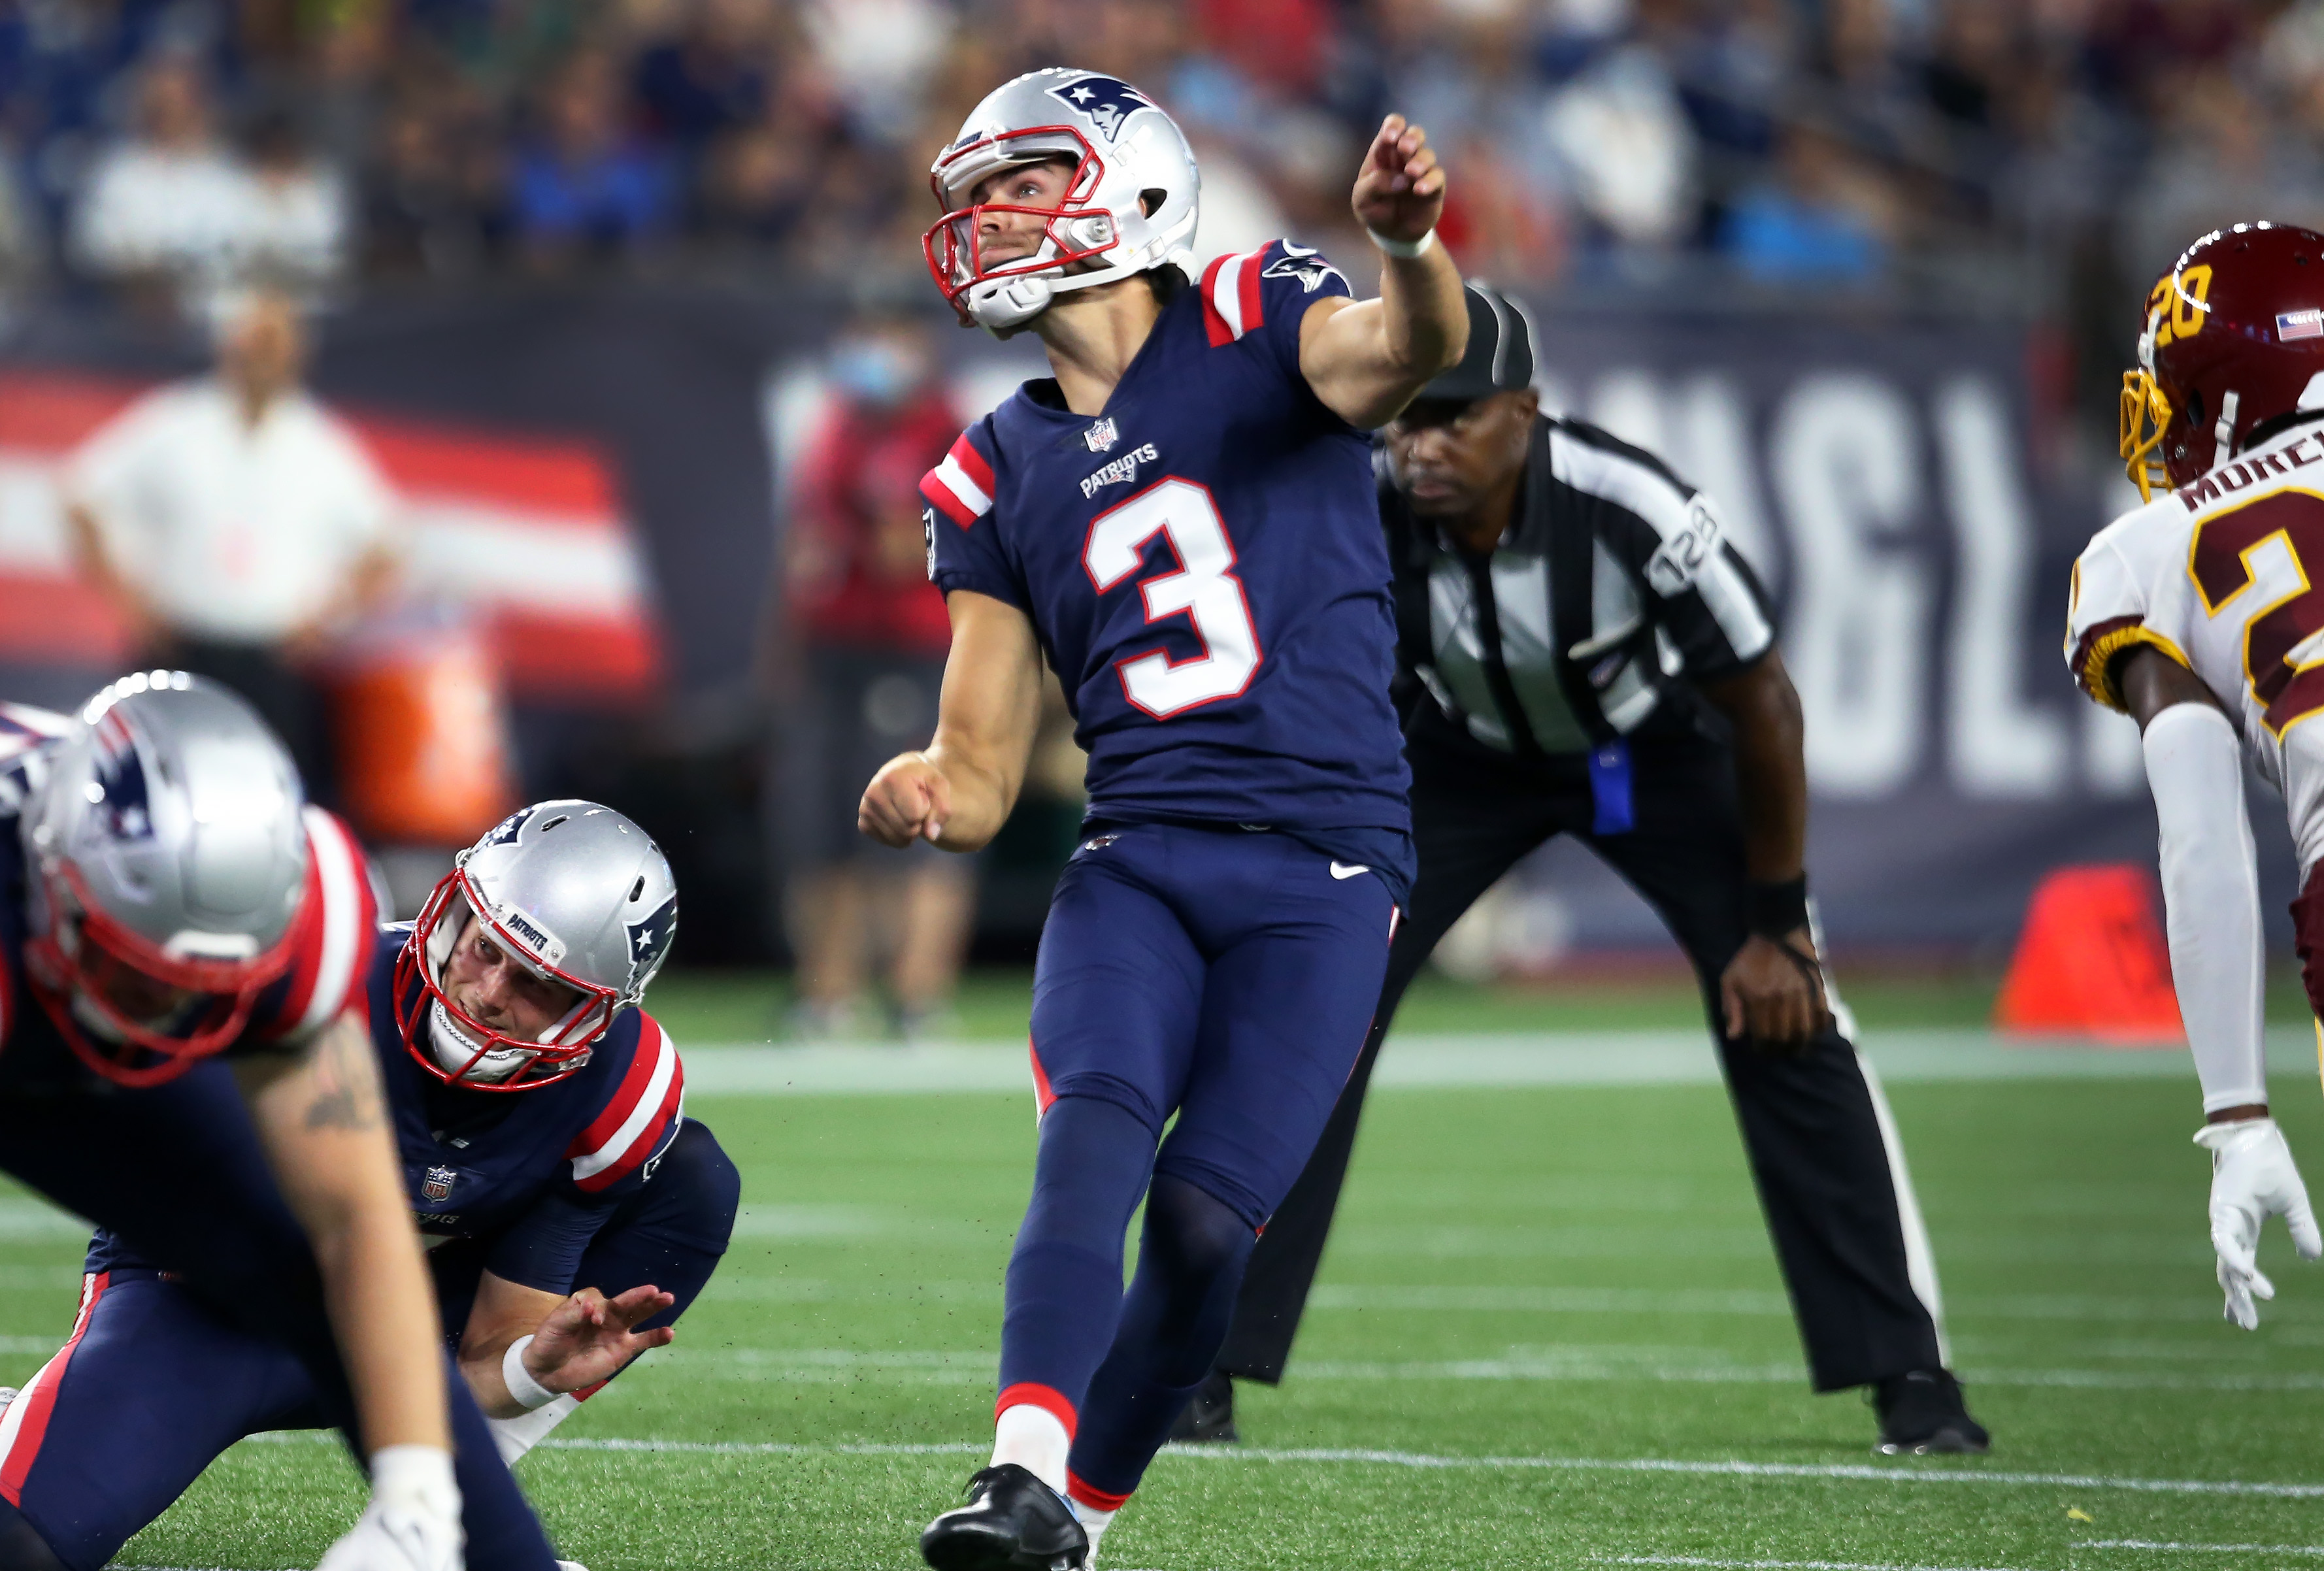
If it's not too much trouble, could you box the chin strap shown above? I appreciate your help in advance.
[965,241,1197,335]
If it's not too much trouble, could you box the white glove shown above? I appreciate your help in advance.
[2193,1117,2323,1329]
[315,1446,463,1571]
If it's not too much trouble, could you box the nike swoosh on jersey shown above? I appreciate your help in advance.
[1329,862,1370,880]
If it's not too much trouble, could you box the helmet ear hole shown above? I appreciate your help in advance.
[1140,188,1164,218]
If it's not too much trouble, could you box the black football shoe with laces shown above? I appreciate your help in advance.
[1873,1368,1990,1455]
[1166,1370,1240,1444]
[920,1464,1089,1571]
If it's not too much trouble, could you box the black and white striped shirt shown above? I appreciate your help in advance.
[1381,416,1775,759]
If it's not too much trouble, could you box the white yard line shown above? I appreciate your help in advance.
[513,1436,2324,1498]
[2086,1542,2324,1556]
[678,1029,2319,1095]
[606,1346,2324,1394]
[1600,1557,2022,1571]
[1305,1285,2299,1324]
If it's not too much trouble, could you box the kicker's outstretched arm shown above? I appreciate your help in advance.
[1297,114,1467,430]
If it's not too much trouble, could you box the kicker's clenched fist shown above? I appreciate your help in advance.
[860,751,954,848]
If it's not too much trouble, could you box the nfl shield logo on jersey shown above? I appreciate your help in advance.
[1084,417,1119,454]
[422,1165,458,1202]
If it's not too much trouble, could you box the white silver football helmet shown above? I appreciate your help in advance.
[396,800,677,1090]
[19,671,310,1085]
[923,67,1200,333]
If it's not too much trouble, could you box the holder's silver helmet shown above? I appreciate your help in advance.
[923,67,1200,333]
[20,672,310,1085]
[395,800,677,1090]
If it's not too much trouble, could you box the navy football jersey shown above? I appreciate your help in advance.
[921,240,1413,865]
[0,703,379,1102]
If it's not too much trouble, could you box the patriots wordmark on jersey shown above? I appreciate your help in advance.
[918,239,1412,850]
[2070,420,2324,872]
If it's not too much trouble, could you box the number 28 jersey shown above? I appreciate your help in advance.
[2068,417,2324,874]
[920,241,1412,848]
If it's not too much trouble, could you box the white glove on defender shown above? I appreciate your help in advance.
[315,1446,463,1571]
[2193,1118,2323,1329]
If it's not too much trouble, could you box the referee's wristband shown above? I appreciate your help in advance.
[503,1335,558,1412]
[1746,876,1810,939]
[1366,226,1436,260]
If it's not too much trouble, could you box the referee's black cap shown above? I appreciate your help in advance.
[1418,280,1538,404]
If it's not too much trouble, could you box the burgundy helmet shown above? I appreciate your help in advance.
[2123,222,2324,501]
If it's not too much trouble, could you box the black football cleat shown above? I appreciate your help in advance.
[920,1463,1088,1571]
[1873,1368,1990,1455]
[1166,1369,1240,1444]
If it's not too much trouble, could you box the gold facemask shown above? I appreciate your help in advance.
[2120,368,2173,503]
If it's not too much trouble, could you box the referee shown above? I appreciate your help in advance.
[1184,282,1988,1456]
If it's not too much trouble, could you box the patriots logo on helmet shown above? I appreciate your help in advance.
[422,1165,458,1202]
[1046,75,1152,141]
[90,710,154,840]
[482,806,533,847]
[625,894,678,987]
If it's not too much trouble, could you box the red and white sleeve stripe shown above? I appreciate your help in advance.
[920,433,995,529]
[567,1016,684,1193]
[1201,246,1270,346]
[271,808,378,1040]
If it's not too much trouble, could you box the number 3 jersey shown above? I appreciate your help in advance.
[2068,416,2324,874]
[920,241,1413,878]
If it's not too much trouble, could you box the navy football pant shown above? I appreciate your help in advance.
[0,1070,720,1570]
[1000,823,1395,1508]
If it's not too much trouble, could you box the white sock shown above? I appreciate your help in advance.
[487,1392,581,1465]
[991,1402,1071,1495]
[1070,1497,1116,1562]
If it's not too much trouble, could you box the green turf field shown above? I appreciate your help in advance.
[5,981,2321,1570]
[639,963,2324,1044]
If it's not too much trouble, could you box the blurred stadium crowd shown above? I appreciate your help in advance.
[0,0,2320,319]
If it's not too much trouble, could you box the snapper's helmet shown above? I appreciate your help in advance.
[395,800,676,1092]
[923,68,1200,335]
[2123,222,2324,501]
[19,672,310,1086]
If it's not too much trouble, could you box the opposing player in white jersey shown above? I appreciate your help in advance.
[2068,221,2324,1327]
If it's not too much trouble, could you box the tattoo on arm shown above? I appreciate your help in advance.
[302,1017,384,1133]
